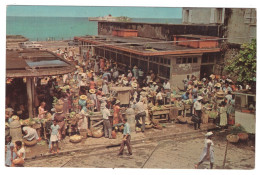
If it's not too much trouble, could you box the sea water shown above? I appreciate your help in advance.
[6,16,182,41]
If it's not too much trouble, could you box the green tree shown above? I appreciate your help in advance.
[224,39,256,88]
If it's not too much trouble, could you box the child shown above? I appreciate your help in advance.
[50,120,60,154]
[11,141,25,167]
[5,136,14,167]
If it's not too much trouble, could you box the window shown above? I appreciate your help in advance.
[159,65,170,79]
[168,59,171,65]
[193,57,198,63]
[188,57,192,63]
[182,58,187,64]
[164,58,168,64]
[160,58,164,63]
[176,58,181,64]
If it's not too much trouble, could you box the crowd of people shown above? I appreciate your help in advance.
[5,46,254,166]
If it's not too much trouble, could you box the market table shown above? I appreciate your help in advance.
[150,108,170,122]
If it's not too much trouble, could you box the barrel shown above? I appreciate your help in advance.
[9,120,23,142]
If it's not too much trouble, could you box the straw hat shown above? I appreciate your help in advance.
[149,80,153,83]
[215,83,221,88]
[153,82,157,85]
[197,96,203,101]
[115,100,120,105]
[142,87,147,91]
[80,95,87,100]
[209,74,215,79]
[133,65,138,69]
[89,89,96,94]
[205,132,213,137]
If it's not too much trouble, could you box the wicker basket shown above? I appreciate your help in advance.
[226,134,239,143]
[145,124,153,129]
[237,133,249,141]
[23,139,37,147]
[92,129,104,138]
[177,116,187,123]
[69,135,83,143]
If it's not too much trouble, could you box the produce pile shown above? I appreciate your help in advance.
[151,105,167,111]
[19,118,48,125]
[206,111,218,119]
[69,135,82,142]
[183,99,193,105]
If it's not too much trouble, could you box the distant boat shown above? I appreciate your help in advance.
[88,14,131,22]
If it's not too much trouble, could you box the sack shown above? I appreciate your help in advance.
[191,114,200,123]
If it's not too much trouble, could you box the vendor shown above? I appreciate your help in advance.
[53,109,66,140]
[22,126,41,142]
[113,100,121,125]
[38,102,47,119]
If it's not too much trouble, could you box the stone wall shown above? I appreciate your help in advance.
[98,22,222,40]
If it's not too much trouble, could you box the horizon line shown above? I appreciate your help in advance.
[6,15,182,19]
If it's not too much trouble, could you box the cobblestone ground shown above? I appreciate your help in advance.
[24,131,255,169]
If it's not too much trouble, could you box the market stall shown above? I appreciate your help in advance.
[110,86,133,105]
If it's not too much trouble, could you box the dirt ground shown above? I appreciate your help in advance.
[22,122,255,169]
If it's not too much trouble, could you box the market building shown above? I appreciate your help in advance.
[75,29,221,89]
[6,48,76,118]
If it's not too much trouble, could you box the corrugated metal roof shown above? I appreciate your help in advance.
[6,49,76,78]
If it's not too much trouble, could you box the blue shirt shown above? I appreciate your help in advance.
[182,94,189,100]
[123,122,131,135]
[51,124,60,135]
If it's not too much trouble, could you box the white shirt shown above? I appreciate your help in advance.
[134,101,145,114]
[17,147,26,159]
[101,108,111,120]
[193,100,202,110]
[163,82,171,90]
[156,92,163,100]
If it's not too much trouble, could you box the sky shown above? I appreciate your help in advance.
[6,5,182,18]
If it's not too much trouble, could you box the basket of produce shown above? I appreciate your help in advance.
[177,116,187,123]
[153,124,163,130]
[55,104,63,112]
[208,111,218,119]
[20,118,36,126]
[145,123,153,129]
[226,134,239,143]
[69,135,83,143]
[216,91,225,98]
[23,139,37,147]
[91,128,104,138]
[237,132,249,141]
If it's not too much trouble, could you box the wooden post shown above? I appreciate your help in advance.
[26,77,33,118]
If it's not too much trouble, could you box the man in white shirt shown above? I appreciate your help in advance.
[134,97,146,132]
[102,105,112,139]
[193,96,203,130]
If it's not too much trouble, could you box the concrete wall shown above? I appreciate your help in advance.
[182,8,225,24]
[170,56,201,89]
[98,22,222,40]
[224,8,256,44]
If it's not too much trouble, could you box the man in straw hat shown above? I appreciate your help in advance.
[193,96,203,130]
[195,132,214,169]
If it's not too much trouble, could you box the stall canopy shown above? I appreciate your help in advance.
[6,49,76,118]
[6,49,76,78]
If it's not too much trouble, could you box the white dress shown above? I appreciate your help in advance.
[199,138,214,163]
